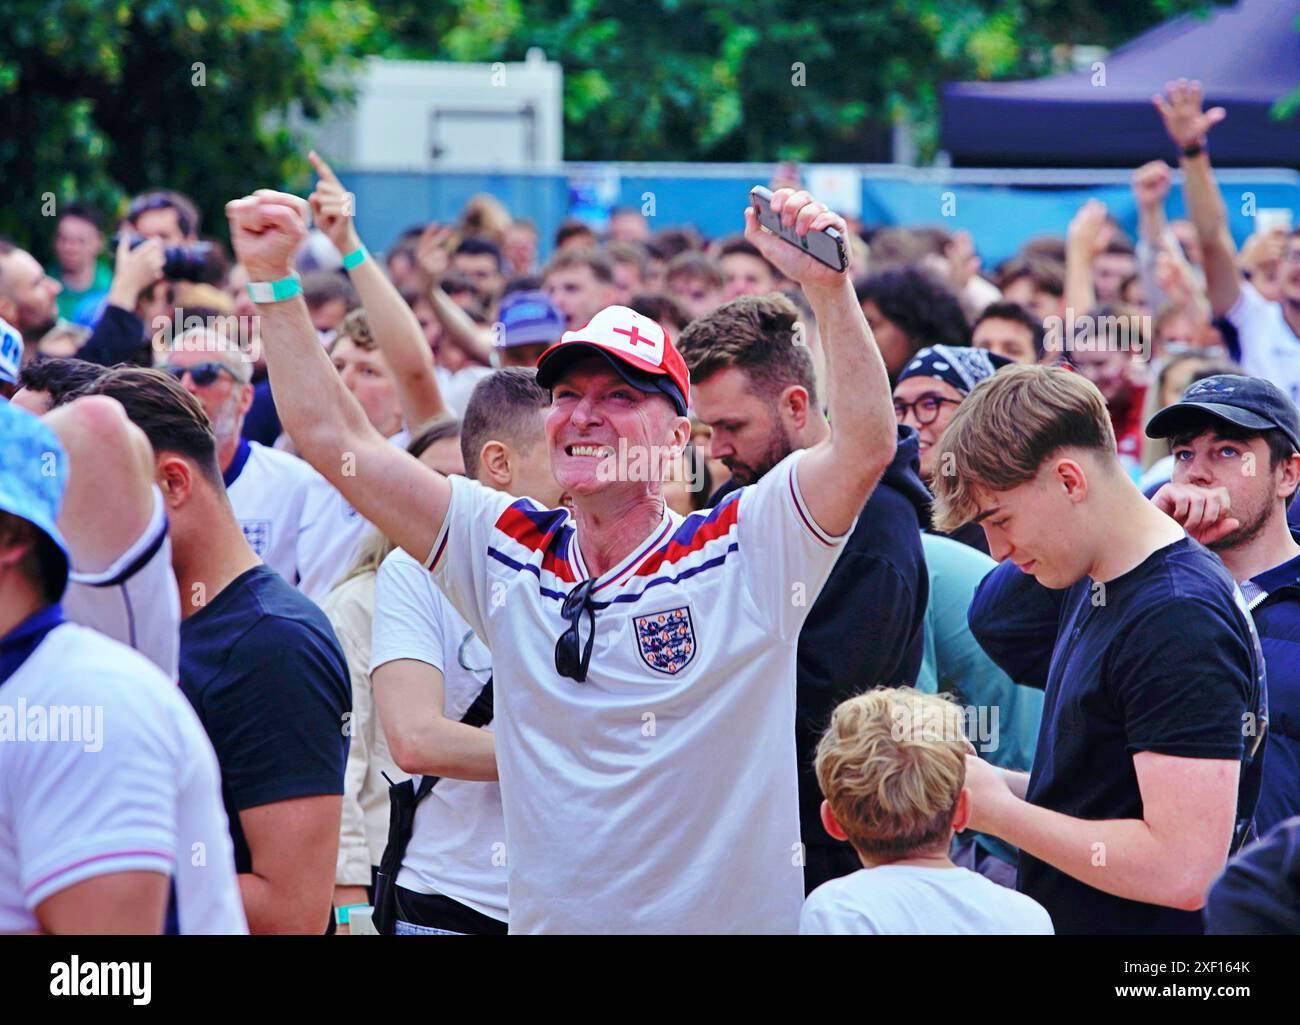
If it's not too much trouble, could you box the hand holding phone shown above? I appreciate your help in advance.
[749,185,850,274]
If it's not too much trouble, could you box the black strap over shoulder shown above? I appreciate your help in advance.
[372,677,494,935]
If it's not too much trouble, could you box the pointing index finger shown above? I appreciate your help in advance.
[308,150,342,187]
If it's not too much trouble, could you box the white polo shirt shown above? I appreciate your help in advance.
[0,621,246,934]
[63,486,181,679]
[426,449,849,933]
[225,439,323,587]
[1226,282,1300,403]
[371,548,506,923]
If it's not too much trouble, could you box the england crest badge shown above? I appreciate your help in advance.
[240,519,271,556]
[634,606,697,675]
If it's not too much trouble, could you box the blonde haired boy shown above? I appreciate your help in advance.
[800,688,1052,935]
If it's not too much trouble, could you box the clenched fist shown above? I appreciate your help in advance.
[225,190,310,282]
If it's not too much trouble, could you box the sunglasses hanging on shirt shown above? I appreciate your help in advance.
[555,578,598,682]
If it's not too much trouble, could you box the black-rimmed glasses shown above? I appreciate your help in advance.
[894,393,961,426]
[555,579,598,682]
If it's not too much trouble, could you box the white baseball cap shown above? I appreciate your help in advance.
[534,305,689,415]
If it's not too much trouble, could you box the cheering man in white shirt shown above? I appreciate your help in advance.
[226,183,896,933]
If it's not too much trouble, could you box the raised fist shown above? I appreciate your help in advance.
[1132,160,1173,210]
[225,190,310,282]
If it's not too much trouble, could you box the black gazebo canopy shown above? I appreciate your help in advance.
[941,0,1300,167]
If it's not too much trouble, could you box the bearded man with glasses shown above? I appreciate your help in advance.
[227,182,897,934]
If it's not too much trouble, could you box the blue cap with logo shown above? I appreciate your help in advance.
[497,290,566,349]
[1146,374,1300,455]
[1,315,23,387]
[0,401,71,597]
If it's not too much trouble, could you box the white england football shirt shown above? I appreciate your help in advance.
[371,548,506,923]
[226,440,323,587]
[425,449,849,933]
[0,622,246,934]
[298,430,411,601]
[63,486,181,679]
[1226,282,1300,402]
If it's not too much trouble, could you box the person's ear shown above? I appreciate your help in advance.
[236,380,255,417]
[1276,452,1300,503]
[479,440,512,488]
[656,411,691,457]
[1054,457,1089,505]
[781,385,810,431]
[820,799,849,842]
[952,787,972,834]
[0,538,29,574]
[156,454,195,509]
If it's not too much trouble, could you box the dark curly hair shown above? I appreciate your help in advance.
[856,266,969,363]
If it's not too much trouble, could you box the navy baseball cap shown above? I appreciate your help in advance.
[0,400,71,598]
[1146,374,1300,454]
[497,291,565,349]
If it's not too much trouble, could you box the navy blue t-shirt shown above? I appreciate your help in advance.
[971,537,1265,935]
[179,565,350,874]
[1245,546,1300,833]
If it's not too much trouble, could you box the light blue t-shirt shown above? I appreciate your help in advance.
[916,533,1043,771]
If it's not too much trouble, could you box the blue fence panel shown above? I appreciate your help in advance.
[345,166,1300,270]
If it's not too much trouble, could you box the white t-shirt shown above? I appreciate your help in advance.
[0,621,246,934]
[297,429,411,601]
[63,486,181,679]
[426,449,848,934]
[371,548,506,922]
[799,864,1054,935]
[436,365,493,418]
[226,440,323,587]
[1226,282,1300,403]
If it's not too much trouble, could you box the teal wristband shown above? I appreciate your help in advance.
[342,245,369,271]
[246,272,302,304]
[335,902,368,926]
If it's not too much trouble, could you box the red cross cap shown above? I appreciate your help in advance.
[535,305,690,416]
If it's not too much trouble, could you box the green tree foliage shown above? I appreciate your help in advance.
[1,0,373,251]
[369,0,1222,162]
[5,0,1272,256]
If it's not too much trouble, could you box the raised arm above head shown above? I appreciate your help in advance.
[308,151,449,432]
[744,188,896,537]
[225,189,451,567]
[1154,79,1239,316]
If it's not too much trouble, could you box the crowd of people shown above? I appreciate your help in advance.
[1,78,1297,935]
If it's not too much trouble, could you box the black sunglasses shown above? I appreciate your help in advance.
[160,362,242,387]
[555,579,598,682]
[894,393,962,426]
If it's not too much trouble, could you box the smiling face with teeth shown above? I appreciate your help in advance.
[546,355,691,502]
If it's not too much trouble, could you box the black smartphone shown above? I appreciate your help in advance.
[749,185,849,272]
